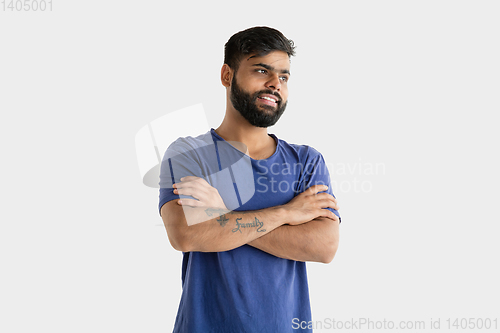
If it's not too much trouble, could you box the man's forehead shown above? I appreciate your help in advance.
[244,51,291,69]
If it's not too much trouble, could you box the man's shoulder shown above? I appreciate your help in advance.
[164,130,214,157]
[277,136,323,162]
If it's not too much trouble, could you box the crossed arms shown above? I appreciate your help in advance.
[160,176,340,263]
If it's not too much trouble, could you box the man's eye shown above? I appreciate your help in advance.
[257,69,267,74]
[280,76,288,82]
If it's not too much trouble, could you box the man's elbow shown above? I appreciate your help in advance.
[163,221,193,252]
[318,217,340,264]
[161,202,195,252]
[167,229,195,252]
[168,235,189,252]
[320,238,339,264]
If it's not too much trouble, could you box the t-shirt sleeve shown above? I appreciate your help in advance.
[302,152,341,223]
[158,139,204,215]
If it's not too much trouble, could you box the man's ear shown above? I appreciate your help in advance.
[221,64,233,88]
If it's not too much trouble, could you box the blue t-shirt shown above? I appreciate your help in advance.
[159,129,340,332]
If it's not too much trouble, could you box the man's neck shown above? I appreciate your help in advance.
[215,109,277,160]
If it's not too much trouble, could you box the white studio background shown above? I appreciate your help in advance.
[1,1,499,332]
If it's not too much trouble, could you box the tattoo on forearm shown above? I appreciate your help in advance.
[232,217,266,233]
[205,208,230,227]
[216,214,229,227]
[205,208,259,230]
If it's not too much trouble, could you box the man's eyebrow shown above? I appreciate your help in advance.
[252,63,291,75]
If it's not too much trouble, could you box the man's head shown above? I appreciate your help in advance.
[222,27,295,128]
[224,26,296,73]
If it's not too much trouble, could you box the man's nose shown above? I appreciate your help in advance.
[265,74,281,91]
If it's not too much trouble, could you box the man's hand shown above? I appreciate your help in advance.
[282,185,339,225]
[250,184,340,263]
[173,176,228,211]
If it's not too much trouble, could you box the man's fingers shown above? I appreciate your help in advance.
[174,176,210,190]
[180,176,203,181]
[317,199,339,211]
[174,181,208,192]
[319,209,340,222]
[328,211,340,222]
[178,176,208,185]
[305,192,339,211]
[304,192,339,210]
[177,198,202,207]
[174,186,208,200]
[314,192,337,202]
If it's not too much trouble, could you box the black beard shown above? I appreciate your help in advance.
[230,75,287,128]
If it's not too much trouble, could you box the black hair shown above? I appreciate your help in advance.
[224,26,296,71]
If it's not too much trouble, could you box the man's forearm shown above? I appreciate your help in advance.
[163,202,291,253]
[163,183,339,254]
[247,217,340,263]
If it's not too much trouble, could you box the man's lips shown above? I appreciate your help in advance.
[257,94,280,106]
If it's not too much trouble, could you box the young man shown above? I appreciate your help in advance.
[159,26,340,332]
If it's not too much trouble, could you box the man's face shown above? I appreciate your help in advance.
[229,51,290,128]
